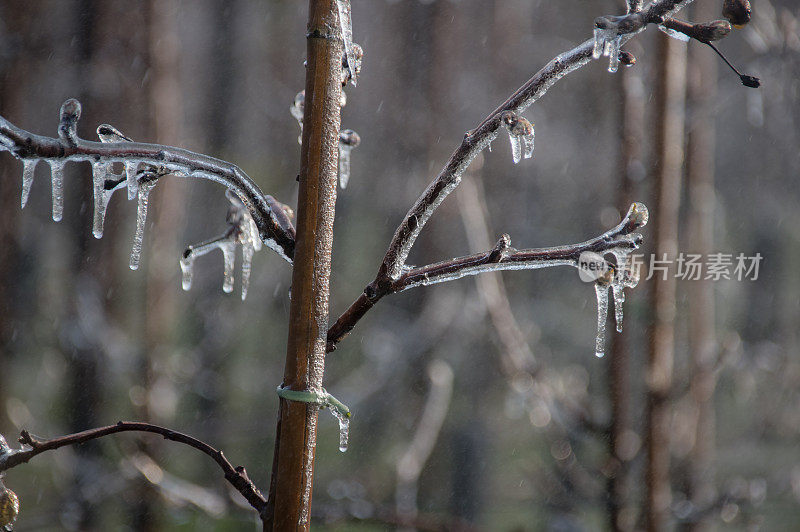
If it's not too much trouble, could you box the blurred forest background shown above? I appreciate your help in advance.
[1,0,799,530]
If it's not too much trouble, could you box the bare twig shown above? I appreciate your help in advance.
[327,0,695,352]
[0,422,267,516]
[0,108,296,261]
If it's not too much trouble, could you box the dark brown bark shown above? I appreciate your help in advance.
[264,0,342,528]
[683,2,719,529]
[646,32,687,532]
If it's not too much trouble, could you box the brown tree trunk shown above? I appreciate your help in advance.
[646,32,687,532]
[683,1,719,528]
[608,40,645,532]
[264,0,342,528]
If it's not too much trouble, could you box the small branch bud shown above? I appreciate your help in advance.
[694,20,732,42]
[619,50,637,66]
[339,129,360,147]
[58,98,81,145]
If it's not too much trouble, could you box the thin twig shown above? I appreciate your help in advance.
[0,422,267,516]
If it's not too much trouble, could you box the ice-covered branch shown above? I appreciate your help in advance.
[0,100,296,264]
[327,203,648,353]
[0,422,267,517]
[374,0,693,285]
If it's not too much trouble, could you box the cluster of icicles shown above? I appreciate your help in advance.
[590,202,649,358]
[500,111,535,164]
[14,123,264,301]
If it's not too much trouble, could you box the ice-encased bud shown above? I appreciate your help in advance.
[626,202,649,230]
[501,111,534,164]
[694,20,732,42]
[339,129,360,148]
[723,0,751,28]
[0,483,19,529]
[58,98,82,144]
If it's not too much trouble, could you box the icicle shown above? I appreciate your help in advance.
[125,161,139,200]
[330,408,350,452]
[20,159,37,209]
[49,160,65,221]
[523,128,535,160]
[594,281,610,358]
[241,243,254,301]
[179,255,194,291]
[509,135,522,164]
[335,0,358,85]
[129,181,154,270]
[612,283,625,333]
[658,25,691,42]
[338,129,360,189]
[607,38,621,73]
[220,241,236,293]
[592,28,605,59]
[91,161,110,239]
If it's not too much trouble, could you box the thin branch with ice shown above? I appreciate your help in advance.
[328,203,649,353]
[0,423,267,517]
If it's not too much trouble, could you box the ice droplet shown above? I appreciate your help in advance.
[125,161,139,200]
[129,181,154,270]
[607,38,621,73]
[523,128,535,159]
[92,161,110,239]
[594,282,610,358]
[20,159,37,209]
[339,143,353,189]
[221,241,236,293]
[49,160,65,222]
[331,408,350,452]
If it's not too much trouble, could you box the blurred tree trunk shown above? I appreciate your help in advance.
[265,0,342,528]
[0,0,31,435]
[608,40,645,532]
[127,1,185,529]
[645,33,686,532]
[682,2,719,529]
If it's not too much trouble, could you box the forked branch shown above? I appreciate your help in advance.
[0,422,267,517]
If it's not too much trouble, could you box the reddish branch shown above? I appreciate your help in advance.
[0,422,267,516]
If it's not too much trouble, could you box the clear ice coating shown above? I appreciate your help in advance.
[657,25,691,42]
[221,241,236,293]
[290,90,305,145]
[338,129,360,189]
[330,408,350,453]
[129,181,154,270]
[335,0,359,86]
[91,161,110,239]
[594,281,610,358]
[20,159,38,209]
[501,112,535,164]
[49,160,65,221]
